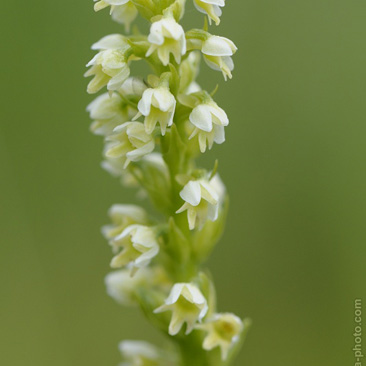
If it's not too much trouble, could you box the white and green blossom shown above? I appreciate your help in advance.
[104,122,155,168]
[180,93,229,152]
[146,17,186,66]
[154,283,208,335]
[176,175,225,230]
[87,94,133,136]
[94,0,138,31]
[196,313,244,360]
[194,0,225,26]
[189,101,228,152]
[118,340,160,366]
[106,266,171,307]
[102,204,149,240]
[85,34,132,93]
[118,340,177,366]
[136,85,176,135]
[105,267,150,306]
[87,77,146,136]
[110,224,159,272]
[202,35,237,80]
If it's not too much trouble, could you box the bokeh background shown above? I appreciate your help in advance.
[1,1,365,365]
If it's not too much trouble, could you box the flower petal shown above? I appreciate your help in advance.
[92,34,127,50]
[138,89,154,116]
[180,181,202,206]
[152,88,175,112]
[190,105,213,132]
[202,36,237,56]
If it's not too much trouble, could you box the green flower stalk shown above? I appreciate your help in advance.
[85,0,250,364]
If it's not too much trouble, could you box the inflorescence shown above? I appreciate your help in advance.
[85,1,249,364]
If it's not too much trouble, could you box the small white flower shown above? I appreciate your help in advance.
[105,122,155,168]
[201,35,237,81]
[146,17,187,66]
[194,0,225,26]
[105,267,152,306]
[102,204,148,240]
[119,340,160,366]
[85,34,131,93]
[87,78,147,136]
[154,283,208,335]
[189,101,228,153]
[106,266,171,307]
[137,86,176,135]
[101,153,168,194]
[87,93,132,136]
[176,175,225,230]
[110,225,159,272]
[94,0,138,31]
[196,313,244,360]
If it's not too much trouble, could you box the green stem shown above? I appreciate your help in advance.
[178,333,212,366]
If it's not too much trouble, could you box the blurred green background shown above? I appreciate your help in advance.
[1,1,365,365]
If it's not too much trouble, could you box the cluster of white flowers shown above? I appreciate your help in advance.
[85,0,248,365]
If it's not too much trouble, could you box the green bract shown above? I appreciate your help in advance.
[85,0,249,365]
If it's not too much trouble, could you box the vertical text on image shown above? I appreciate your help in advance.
[354,299,363,366]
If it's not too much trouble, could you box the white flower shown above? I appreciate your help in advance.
[94,0,138,31]
[176,175,225,230]
[106,266,170,307]
[87,93,132,136]
[101,153,168,194]
[194,0,225,26]
[102,204,148,240]
[87,78,147,136]
[105,267,152,306]
[104,122,155,168]
[137,86,176,135]
[196,313,244,360]
[85,34,131,93]
[146,17,186,66]
[110,225,159,273]
[201,35,237,81]
[119,340,160,366]
[154,283,208,335]
[188,101,228,153]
